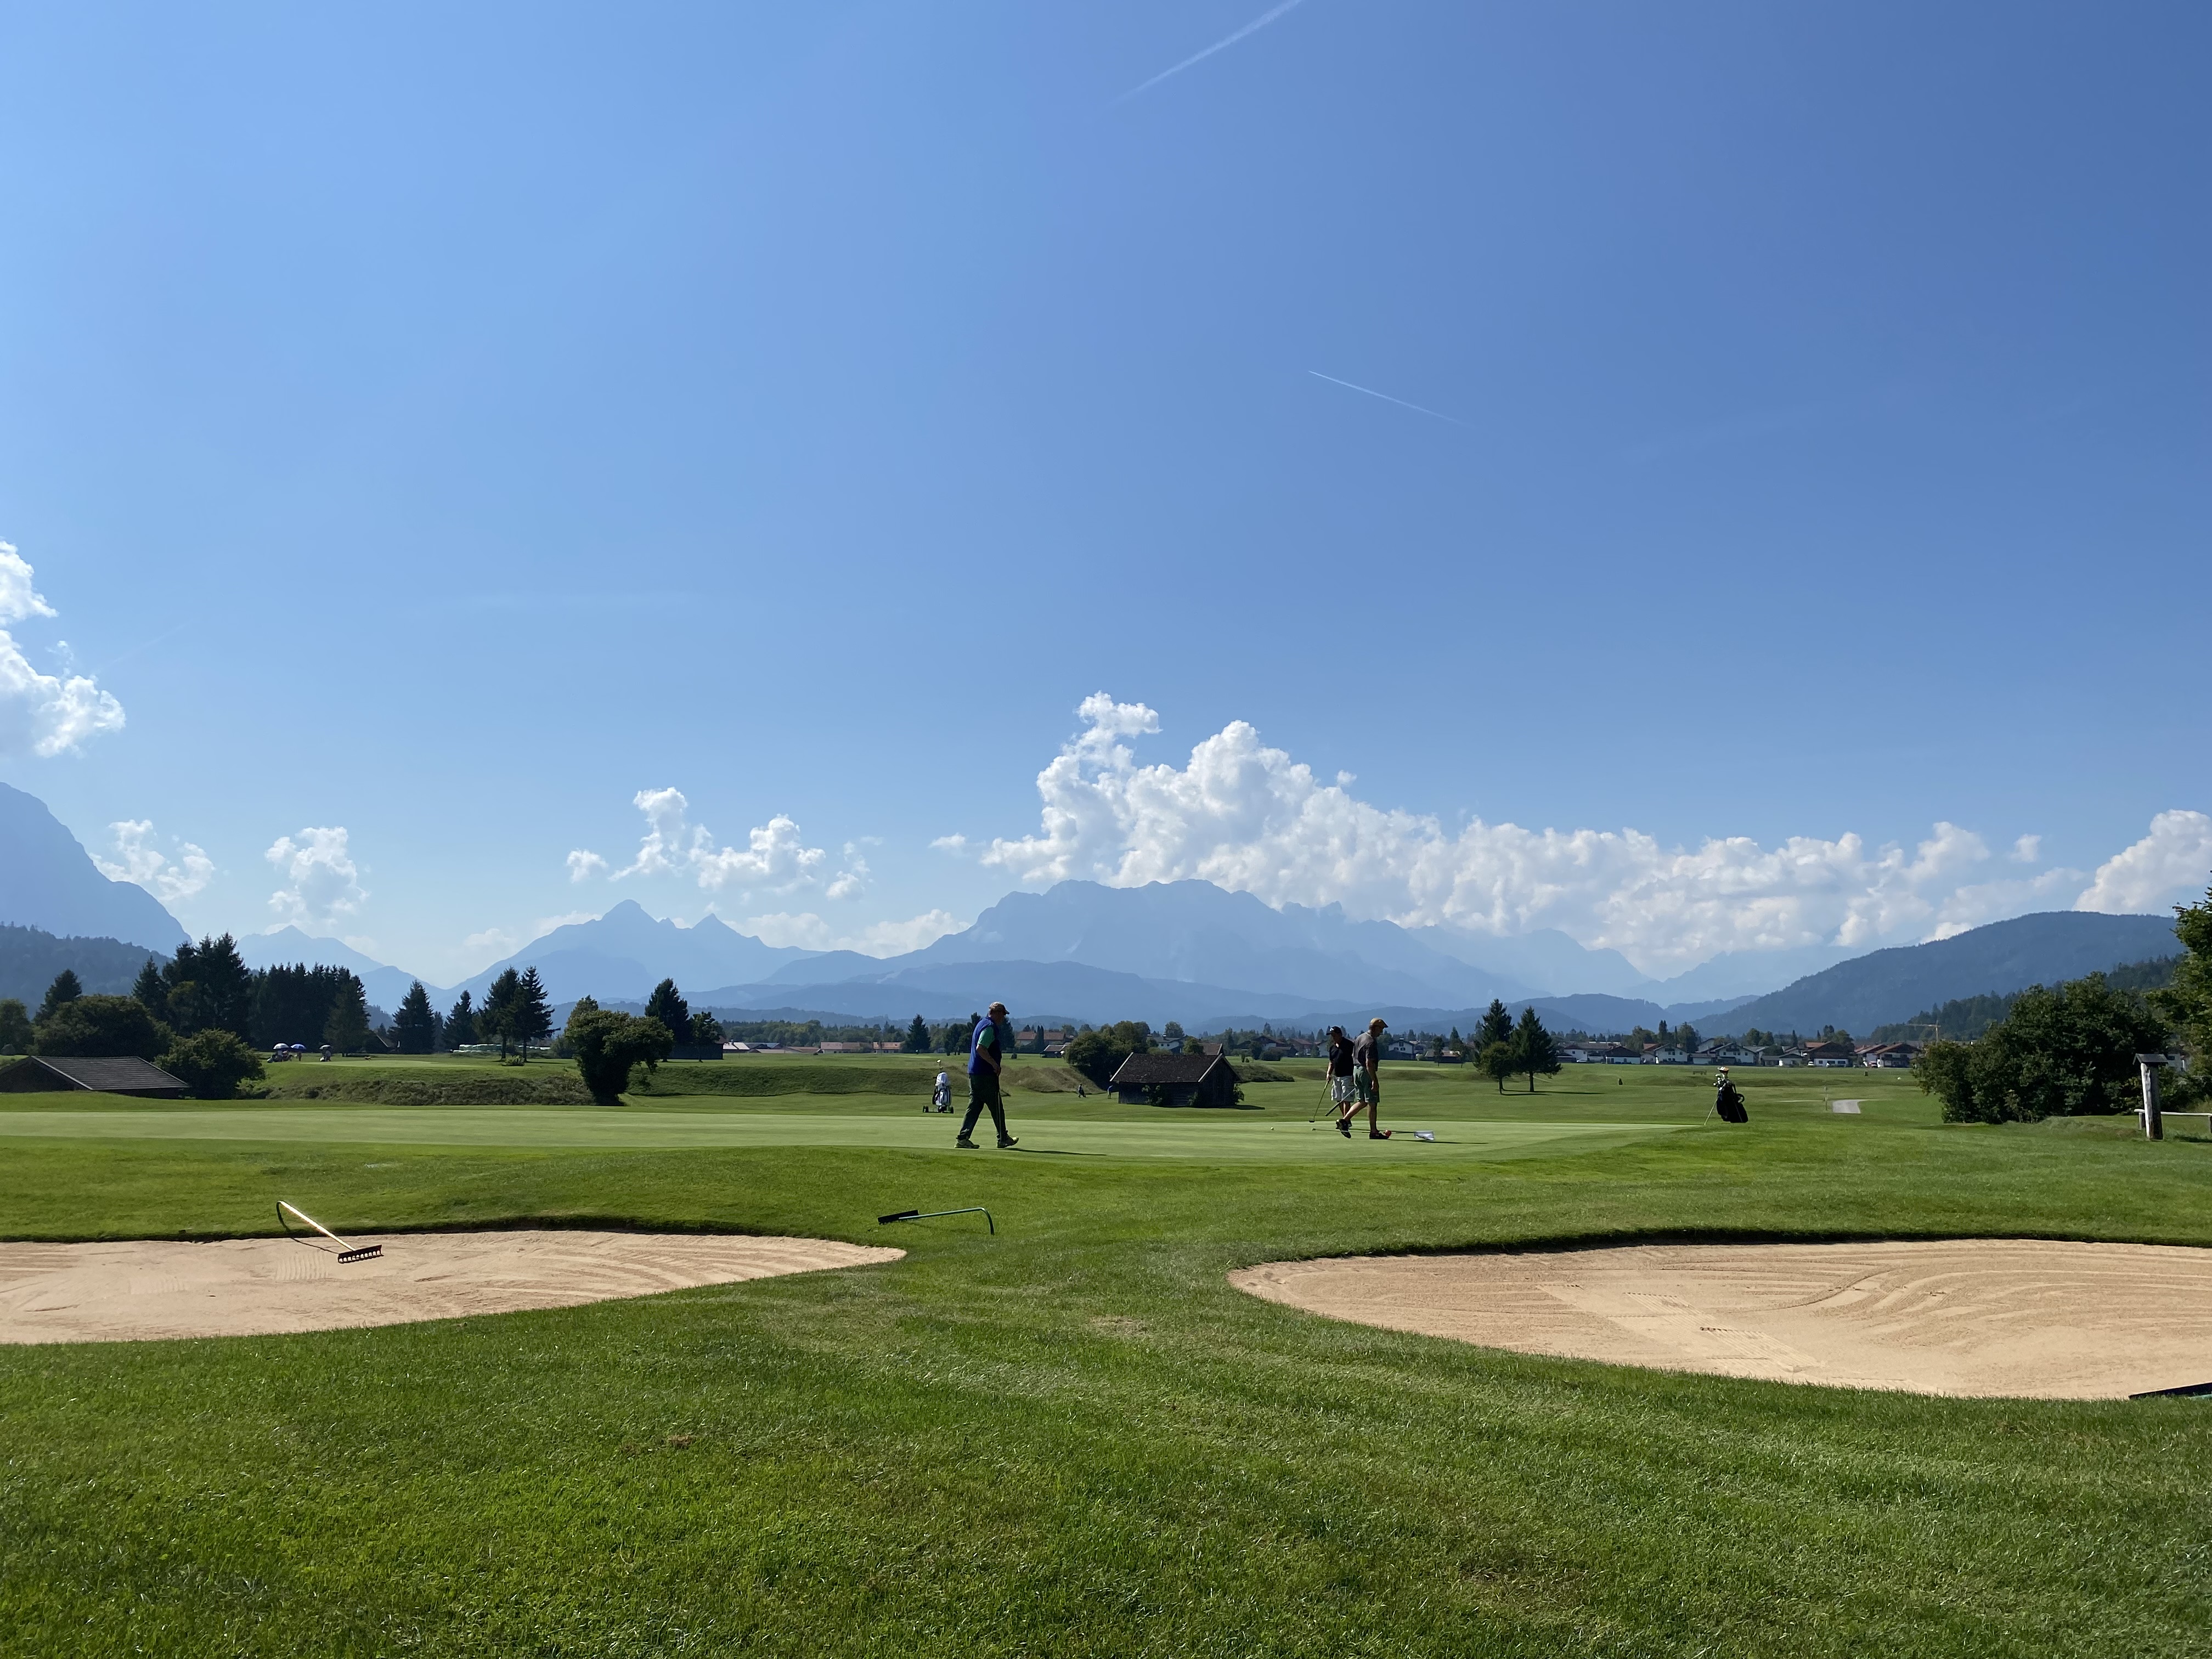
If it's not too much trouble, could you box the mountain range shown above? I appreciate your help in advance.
[1697,911,2183,1037]
[0,781,2185,1043]
[0,783,185,953]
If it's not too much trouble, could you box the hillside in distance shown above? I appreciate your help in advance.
[0,924,168,1006]
[0,783,185,953]
[1703,911,2181,1037]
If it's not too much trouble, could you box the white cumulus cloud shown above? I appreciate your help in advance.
[265,826,368,930]
[740,909,964,957]
[2075,810,2212,915]
[566,849,608,883]
[977,694,2204,974]
[0,541,124,759]
[601,788,828,893]
[93,820,215,904]
[0,544,58,623]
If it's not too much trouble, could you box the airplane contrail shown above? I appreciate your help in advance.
[1114,0,1309,104]
[1306,370,1470,428]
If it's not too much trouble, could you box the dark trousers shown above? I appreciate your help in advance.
[959,1069,1008,1141]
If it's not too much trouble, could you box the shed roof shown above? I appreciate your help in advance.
[1108,1052,1231,1086]
[0,1054,187,1094]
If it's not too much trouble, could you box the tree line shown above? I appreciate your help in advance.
[1917,885,2208,1122]
[391,968,557,1058]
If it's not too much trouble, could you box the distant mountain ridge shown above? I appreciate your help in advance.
[453,901,821,1003]
[1702,911,2182,1037]
[0,782,185,952]
[448,882,2180,1036]
[0,923,168,1006]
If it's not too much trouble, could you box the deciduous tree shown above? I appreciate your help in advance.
[0,998,31,1055]
[35,994,171,1059]
[160,1029,266,1098]
[1063,1021,1153,1086]
[1921,972,2169,1123]
[2152,879,2212,1105]
[565,1004,674,1102]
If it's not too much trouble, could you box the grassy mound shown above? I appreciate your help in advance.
[627,1062,938,1098]
[259,1071,596,1106]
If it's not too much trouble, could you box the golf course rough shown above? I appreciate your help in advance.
[0,1056,2206,1656]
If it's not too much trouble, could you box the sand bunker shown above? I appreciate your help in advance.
[0,1231,902,1345]
[1231,1239,2212,1398]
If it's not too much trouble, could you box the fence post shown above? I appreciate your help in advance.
[2138,1054,2166,1142]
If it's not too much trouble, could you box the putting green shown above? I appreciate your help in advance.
[0,1106,1678,1163]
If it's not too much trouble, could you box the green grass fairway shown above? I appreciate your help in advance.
[0,1102,1674,1161]
[2,1061,2208,1655]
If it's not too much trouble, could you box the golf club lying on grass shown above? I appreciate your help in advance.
[878,1206,995,1235]
[276,1200,382,1262]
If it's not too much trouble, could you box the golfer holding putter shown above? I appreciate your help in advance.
[957,1002,1019,1150]
[1326,1025,1359,1137]
[1350,1017,1392,1139]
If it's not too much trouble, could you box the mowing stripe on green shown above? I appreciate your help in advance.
[0,1107,1678,1162]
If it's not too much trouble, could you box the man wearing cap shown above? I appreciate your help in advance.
[1350,1017,1392,1139]
[957,1001,1019,1149]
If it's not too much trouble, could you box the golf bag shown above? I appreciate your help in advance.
[1714,1082,1748,1124]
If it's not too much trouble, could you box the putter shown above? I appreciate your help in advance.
[276,1200,382,1263]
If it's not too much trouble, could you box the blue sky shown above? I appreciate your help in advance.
[2,1,2206,983]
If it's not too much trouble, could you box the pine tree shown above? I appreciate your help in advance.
[393,981,438,1054]
[131,959,166,1011]
[193,935,255,1039]
[479,969,522,1057]
[643,979,692,1045]
[903,1014,930,1053]
[444,991,477,1048]
[162,934,255,1039]
[323,973,371,1054]
[514,967,554,1059]
[1476,998,1513,1054]
[1511,1005,1561,1093]
[35,970,83,1024]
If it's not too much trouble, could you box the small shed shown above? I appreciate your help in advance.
[1107,1052,1240,1108]
[0,1056,189,1099]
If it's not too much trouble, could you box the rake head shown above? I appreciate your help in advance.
[337,1244,383,1263]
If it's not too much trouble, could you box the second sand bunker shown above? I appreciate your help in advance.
[1231,1239,2212,1398]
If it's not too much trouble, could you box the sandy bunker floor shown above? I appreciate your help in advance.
[0,1231,903,1344]
[1232,1239,2212,1398]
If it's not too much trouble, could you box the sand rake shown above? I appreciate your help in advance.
[277,1200,383,1263]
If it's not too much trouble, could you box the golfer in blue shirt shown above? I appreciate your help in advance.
[957,1002,1019,1149]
